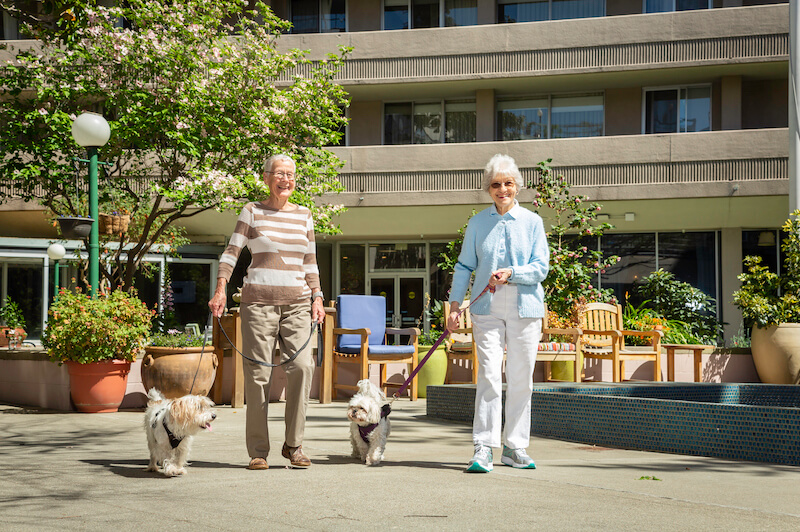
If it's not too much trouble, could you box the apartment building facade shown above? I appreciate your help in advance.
[0,1,790,343]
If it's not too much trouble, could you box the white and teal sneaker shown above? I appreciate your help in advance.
[501,445,536,469]
[466,444,493,473]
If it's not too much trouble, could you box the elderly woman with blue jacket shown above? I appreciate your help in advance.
[447,154,549,473]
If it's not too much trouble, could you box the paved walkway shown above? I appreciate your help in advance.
[1,399,799,531]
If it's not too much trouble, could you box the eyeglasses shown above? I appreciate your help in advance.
[267,171,296,181]
[490,180,516,189]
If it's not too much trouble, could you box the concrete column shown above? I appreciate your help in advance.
[791,0,800,213]
[477,0,495,25]
[720,76,742,131]
[475,89,495,142]
[720,228,743,346]
[348,101,383,146]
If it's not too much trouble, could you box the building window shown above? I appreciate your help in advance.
[384,0,477,30]
[445,100,477,143]
[598,231,718,306]
[498,93,603,141]
[1,9,20,40]
[644,0,710,14]
[290,0,346,33]
[551,94,604,138]
[644,86,711,134]
[384,100,476,144]
[498,0,603,23]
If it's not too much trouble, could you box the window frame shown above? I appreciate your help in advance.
[496,91,605,141]
[497,0,606,24]
[641,84,712,135]
[382,99,476,145]
[288,0,348,34]
[642,0,712,14]
[382,0,478,30]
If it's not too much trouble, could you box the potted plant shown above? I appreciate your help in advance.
[43,288,153,412]
[733,210,800,384]
[0,296,27,348]
[142,329,218,399]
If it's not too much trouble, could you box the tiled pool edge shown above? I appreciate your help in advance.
[426,383,800,466]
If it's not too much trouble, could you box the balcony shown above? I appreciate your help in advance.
[277,4,787,94]
[327,128,788,205]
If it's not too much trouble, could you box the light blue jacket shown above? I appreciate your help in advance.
[450,201,550,318]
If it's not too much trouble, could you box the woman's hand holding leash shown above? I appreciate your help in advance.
[312,297,326,324]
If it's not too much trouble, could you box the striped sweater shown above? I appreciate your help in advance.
[217,202,321,305]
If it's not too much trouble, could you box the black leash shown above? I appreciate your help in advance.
[214,313,319,368]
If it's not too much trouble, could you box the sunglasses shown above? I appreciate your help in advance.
[490,180,516,189]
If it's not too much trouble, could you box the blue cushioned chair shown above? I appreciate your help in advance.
[332,295,420,400]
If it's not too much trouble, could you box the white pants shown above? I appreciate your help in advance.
[470,284,542,450]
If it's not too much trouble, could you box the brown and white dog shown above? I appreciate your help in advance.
[144,388,216,477]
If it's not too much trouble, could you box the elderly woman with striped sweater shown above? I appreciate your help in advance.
[209,154,325,471]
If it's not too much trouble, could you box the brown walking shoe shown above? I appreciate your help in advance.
[282,443,311,468]
[246,457,269,470]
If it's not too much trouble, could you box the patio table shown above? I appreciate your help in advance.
[662,343,715,382]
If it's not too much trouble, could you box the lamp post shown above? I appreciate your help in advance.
[71,112,110,297]
[47,243,66,298]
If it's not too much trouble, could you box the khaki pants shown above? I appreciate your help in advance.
[240,302,315,458]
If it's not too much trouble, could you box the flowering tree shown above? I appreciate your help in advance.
[0,0,349,291]
[529,159,619,319]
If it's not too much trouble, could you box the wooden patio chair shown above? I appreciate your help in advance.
[579,302,662,382]
[442,300,478,385]
[538,305,583,382]
[332,295,420,400]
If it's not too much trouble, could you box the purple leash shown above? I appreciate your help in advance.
[392,282,496,401]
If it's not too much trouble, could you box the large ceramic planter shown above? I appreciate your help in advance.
[416,345,447,398]
[750,324,800,384]
[65,360,131,413]
[141,346,218,399]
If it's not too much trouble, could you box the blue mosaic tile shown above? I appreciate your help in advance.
[426,382,800,466]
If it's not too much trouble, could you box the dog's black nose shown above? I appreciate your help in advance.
[211,413,217,419]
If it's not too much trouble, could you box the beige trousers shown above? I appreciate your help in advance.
[240,302,315,458]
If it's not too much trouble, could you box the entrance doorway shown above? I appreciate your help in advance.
[368,275,426,342]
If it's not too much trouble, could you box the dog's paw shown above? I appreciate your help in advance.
[163,466,186,477]
[146,463,159,472]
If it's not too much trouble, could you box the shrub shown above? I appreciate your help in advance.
[43,288,154,364]
[529,159,619,318]
[733,211,800,328]
[0,296,26,330]
[622,301,697,345]
[636,269,722,345]
[148,329,210,348]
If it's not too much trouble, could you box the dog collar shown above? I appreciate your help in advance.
[163,418,183,449]
[358,404,391,444]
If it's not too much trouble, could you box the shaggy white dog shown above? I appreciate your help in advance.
[347,379,391,466]
[144,389,216,477]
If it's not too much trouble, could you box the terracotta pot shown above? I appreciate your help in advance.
[0,327,26,348]
[65,360,131,413]
[141,346,218,399]
[750,324,800,384]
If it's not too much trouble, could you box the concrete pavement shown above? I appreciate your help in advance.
[1,399,799,531]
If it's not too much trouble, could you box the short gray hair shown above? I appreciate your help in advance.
[482,154,524,192]
[263,154,296,175]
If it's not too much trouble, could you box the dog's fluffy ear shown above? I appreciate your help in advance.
[356,379,387,403]
[147,388,165,406]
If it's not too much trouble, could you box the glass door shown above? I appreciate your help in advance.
[369,274,426,344]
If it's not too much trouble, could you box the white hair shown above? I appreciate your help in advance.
[482,154,524,192]
[263,154,296,174]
